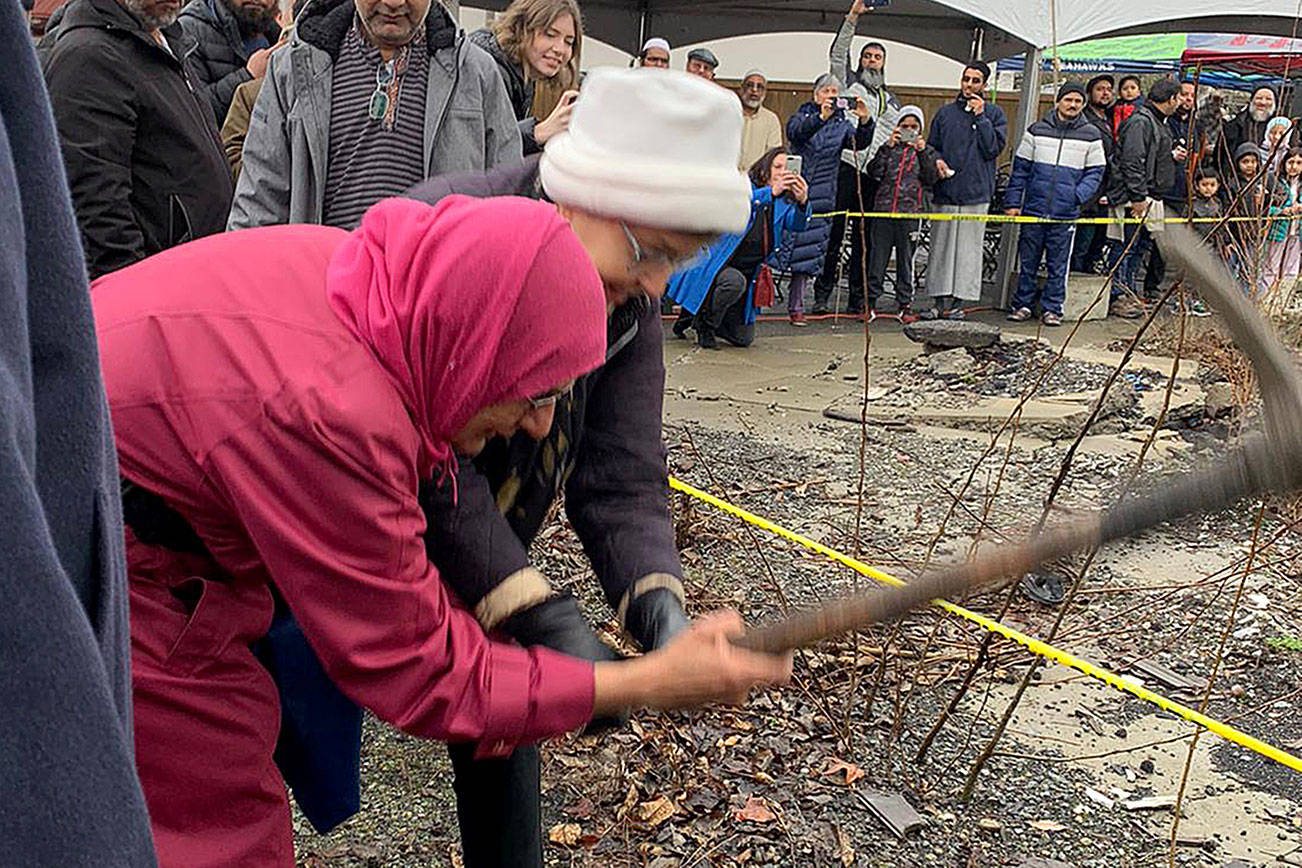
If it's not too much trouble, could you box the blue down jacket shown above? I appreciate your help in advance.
[779,102,872,275]
[668,185,810,321]
[1004,110,1106,220]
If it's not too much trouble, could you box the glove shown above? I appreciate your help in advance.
[500,593,627,733]
[624,587,689,652]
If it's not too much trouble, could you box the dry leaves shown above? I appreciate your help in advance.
[822,757,866,786]
[834,825,856,866]
[635,795,677,828]
[734,795,777,824]
[1028,819,1067,832]
[547,823,582,847]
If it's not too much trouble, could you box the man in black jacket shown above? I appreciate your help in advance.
[407,69,751,867]
[40,0,233,279]
[1107,79,1178,318]
[1073,73,1115,273]
[179,0,281,123]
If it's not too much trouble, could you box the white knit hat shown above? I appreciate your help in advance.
[540,68,752,234]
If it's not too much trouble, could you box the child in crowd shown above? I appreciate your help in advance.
[1262,147,1302,299]
[1191,170,1227,253]
[1112,75,1143,137]
[864,105,946,322]
[1227,143,1272,287]
[1262,116,1294,176]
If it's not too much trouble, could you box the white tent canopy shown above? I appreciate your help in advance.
[469,0,1302,62]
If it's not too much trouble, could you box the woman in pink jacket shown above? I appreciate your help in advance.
[93,195,790,867]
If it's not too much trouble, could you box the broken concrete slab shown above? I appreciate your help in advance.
[857,790,926,839]
[1204,381,1238,418]
[926,347,975,377]
[1122,795,1177,811]
[903,319,1000,350]
[1125,660,1210,697]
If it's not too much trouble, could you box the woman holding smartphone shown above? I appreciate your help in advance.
[471,0,583,155]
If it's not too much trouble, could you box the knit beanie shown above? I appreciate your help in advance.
[1085,73,1114,95]
[1057,81,1086,102]
[540,68,752,234]
[898,104,924,126]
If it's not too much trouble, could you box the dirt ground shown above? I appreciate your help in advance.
[294,312,1302,868]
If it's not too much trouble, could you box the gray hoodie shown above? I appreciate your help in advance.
[228,0,520,229]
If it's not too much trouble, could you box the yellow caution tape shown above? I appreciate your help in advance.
[814,209,1275,225]
[669,475,1302,774]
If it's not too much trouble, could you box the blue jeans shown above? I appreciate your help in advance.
[1110,220,1151,298]
[1012,222,1075,316]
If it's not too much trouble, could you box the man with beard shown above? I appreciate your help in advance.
[817,0,899,316]
[1223,86,1278,163]
[737,69,783,170]
[39,0,233,278]
[180,0,282,123]
[228,0,520,231]
[1073,73,1116,273]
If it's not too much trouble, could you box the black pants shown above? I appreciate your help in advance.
[448,742,542,867]
[867,218,917,309]
[676,266,756,346]
[815,163,873,312]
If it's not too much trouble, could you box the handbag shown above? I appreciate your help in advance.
[752,203,777,309]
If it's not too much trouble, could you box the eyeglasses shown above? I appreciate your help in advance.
[620,222,706,273]
[527,384,572,410]
[368,58,396,121]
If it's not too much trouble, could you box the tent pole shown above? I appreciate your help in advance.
[637,4,647,51]
[994,47,1042,311]
[970,25,985,60]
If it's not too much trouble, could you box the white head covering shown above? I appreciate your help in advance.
[641,37,670,55]
[541,69,752,234]
[898,104,925,126]
[742,68,767,84]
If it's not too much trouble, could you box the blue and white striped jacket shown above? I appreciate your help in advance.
[1004,111,1106,221]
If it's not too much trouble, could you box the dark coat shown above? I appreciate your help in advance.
[468,27,541,155]
[406,156,684,618]
[40,0,233,279]
[928,94,1008,206]
[1165,107,1197,207]
[178,0,279,123]
[1222,107,1274,164]
[1107,103,1175,207]
[781,102,872,276]
[868,141,943,213]
[0,2,156,862]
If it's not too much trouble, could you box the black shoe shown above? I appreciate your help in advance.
[697,325,719,350]
[811,303,831,315]
[672,319,691,339]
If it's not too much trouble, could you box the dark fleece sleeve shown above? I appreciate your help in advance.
[566,301,684,615]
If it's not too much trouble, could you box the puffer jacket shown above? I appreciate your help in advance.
[667,185,810,321]
[929,94,1008,206]
[179,0,279,123]
[1106,102,1175,207]
[468,27,543,155]
[1004,110,1106,220]
[868,141,943,213]
[780,101,872,275]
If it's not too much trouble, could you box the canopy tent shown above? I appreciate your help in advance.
[998,33,1282,90]
[466,0,1302,62]
[1181,32,1302,77]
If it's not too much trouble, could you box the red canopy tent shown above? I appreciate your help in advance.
[1181,32,1302,78]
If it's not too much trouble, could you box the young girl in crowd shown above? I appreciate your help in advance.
[1262,147,1302,300]
[1112,75,1143,137]
[471,0,583,154]
[865,105,944,321]
[1262,116,1294,176]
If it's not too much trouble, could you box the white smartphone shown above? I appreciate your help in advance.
[786,155,803,176]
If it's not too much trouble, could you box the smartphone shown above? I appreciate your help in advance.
[786,155,803,176]
[864,0,891,6]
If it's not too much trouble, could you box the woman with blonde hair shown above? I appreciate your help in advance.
[471,0,583,154]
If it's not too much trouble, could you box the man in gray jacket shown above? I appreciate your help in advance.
[228,0,520,230]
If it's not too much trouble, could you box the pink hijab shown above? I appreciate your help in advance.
[326,196,607,479]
